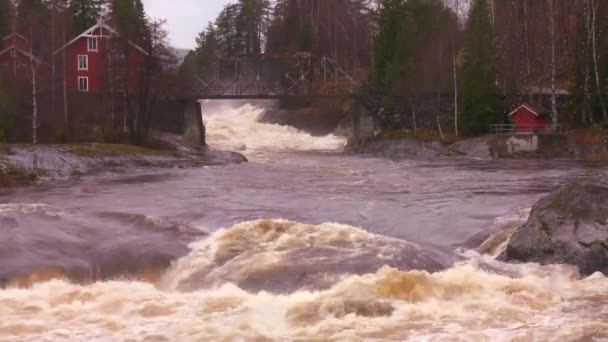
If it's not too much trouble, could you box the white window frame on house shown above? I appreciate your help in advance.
[78,55,88,70]
[88,37,98,52]
[78,76,89,92]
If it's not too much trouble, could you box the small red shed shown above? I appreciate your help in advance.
[508,103,549,132]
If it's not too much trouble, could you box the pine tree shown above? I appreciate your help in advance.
[17,0,48,36]
[111,0,147,42]
[0,0,13,42]
[460,0,503,135]
[0,88,14,141]
[372,0,408,87]
[68,0,101,35]
[194,22,220,79]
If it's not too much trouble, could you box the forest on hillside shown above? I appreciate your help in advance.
[184,0,608,136]
[2,0,608,143]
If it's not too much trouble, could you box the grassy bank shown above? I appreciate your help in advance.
[0,164,36,188]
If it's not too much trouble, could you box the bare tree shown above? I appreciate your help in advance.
[548,0,557,128]
[26,27,41,171]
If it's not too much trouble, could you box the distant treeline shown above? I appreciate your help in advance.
[184,0,608,136]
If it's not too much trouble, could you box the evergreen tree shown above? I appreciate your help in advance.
[373,0,407,87]
[194,22,220,78]
[68,0,101,35]
[0,0,13,42]
[215,4,240,55]
[111,0,148,44]
[0,88,14,141]
[17,0,48,36]
[459,0,503,135]
[236,0,271,55]
[298,16,314,51]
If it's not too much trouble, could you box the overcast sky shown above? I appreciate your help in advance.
[143,0,233,49]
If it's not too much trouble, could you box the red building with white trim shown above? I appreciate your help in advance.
[53,20,148,93]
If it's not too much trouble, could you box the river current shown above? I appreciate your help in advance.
[1,102,607,341]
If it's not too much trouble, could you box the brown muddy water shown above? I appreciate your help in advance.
[0,102,607,341]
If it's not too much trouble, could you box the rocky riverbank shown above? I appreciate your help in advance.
[0,135,247,189]
[346,128,608,160]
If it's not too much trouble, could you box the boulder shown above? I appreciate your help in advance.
[501,178,608,275]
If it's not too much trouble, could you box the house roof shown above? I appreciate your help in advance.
[508,103,550,117]
[0,45,44,65]
[53,20,148,55]
[2,32,29,42]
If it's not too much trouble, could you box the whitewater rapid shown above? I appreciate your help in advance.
[202,102,347,156]
[1,219,607,341]
[1,103,608,341]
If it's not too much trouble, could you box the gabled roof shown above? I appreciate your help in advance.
[53,20,148,55]
[0,45,44,65]
[2,32,29,42]
[508,103,550,117]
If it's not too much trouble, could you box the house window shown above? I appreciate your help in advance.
[9,50,16,58]
[78,77,89,92]
[88,37,98,52]
[78,55,88,70]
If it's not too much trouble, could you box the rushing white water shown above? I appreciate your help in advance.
[2,104,608,340]
[1,219,607,342]
[203,102,347,155]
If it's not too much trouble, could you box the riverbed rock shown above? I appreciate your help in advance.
[501,178,608,275]
[347,137,451,159]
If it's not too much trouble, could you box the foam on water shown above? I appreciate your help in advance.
[1,219,607,341]
[203,102,347,155]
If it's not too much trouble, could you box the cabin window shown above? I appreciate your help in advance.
[78,55,88,70]
[9,50,16,58]
[78,77,89,92]
[88,37,98,52]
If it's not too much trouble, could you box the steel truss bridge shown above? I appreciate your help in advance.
[194,53,367,99]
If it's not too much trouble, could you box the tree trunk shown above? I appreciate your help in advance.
[411,104,417,136]
[549,0,558,129]
[591,0,608,123]
[523,0,532,102]
[62,26,69,133]
[583,0,593,125]
[452,33,458,137]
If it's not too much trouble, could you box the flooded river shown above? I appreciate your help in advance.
[1,102,607,341]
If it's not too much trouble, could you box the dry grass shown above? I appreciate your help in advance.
[0,164,36,188]
[0,143,11,155]
[65,144,161,158]
[566,127,608,145]
[378,128,462,144]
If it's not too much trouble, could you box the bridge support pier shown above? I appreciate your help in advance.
[195,100,207,147]
[183,100,207,147]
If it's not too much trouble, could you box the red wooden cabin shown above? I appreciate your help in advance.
[0,33,44,79]
[508,103,549,132]
[53,20,148,93]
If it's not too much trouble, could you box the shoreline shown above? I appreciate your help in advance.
[0,137,247,190]
[345,129,608,161]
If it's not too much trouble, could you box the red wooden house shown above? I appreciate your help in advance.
[53,20,148,93]
[508,103,549,132]
[0,33,44,79]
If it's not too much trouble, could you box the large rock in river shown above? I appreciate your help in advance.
[502,178,608,275]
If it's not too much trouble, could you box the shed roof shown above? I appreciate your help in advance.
[508,103,550,117]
